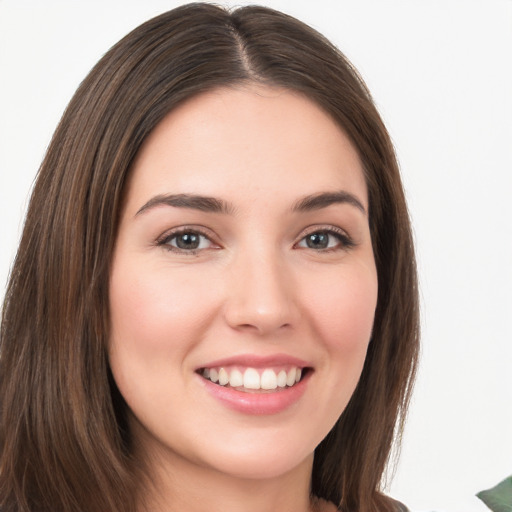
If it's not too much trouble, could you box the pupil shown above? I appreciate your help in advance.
[307,232,328,249]
[176,233,200,249]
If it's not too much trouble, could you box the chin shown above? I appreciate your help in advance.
[205,450,314,481]
[189,427,318,481]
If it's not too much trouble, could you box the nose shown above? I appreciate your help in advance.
[223,250,299,336]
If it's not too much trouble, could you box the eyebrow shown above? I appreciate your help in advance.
[135,190,366,217]
[292,191,366,215]
[136,193,235,216]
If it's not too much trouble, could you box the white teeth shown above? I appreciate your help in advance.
[218,368,229,386]
[229,369,244,387]
[260,369,277,390]
[243,368,260,389]
[209,368,219,383]
[277,370,287,388]
[202,366,305,390]
[286,368,296,387]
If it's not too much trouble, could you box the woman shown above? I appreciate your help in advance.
[0,4,419,512]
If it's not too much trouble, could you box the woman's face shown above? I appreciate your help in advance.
[109,85,378,481]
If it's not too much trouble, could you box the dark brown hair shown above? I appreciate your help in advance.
[0,3,419,511]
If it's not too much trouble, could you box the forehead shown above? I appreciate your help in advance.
[125,85,367,214]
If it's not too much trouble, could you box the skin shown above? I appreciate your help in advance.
[109,85,378,512]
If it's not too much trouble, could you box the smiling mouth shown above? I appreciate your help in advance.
[198,366,309,393]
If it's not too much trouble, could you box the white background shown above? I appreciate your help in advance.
[1,1,511,511]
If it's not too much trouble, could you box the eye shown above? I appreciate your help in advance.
[296,229,354,251]
[158,229,216,253]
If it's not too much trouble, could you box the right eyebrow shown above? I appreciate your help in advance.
[292,190,367,216]
[135,193,236,217]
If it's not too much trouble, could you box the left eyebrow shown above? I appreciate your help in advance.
[292,191,367,215]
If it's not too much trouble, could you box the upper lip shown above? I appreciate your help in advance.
[197,353,312,370]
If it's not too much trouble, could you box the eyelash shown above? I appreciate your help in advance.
[156,226,355,255]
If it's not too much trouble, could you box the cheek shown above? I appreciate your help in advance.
[305,264,378,422]
[108,258,218,388]
[110,260,208,345]
[288,262,378,439]
[107,259,221,435]
[304,265,378,353]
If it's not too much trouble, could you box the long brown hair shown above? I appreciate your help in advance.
[0,4,419,511]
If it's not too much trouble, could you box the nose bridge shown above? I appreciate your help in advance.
[224,242,297,334]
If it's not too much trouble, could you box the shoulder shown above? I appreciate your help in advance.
[391,498,410,512]
[312,496,409,512]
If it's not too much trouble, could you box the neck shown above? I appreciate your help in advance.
[136,445,315,512]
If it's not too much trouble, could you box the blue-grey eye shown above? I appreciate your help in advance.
[166,231,211,250]
[297,230,350,250]
[306,232,329,249]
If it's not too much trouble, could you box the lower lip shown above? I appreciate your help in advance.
[198,372,311,415]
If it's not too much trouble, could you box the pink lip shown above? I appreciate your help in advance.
[198,373,311,415]
[196,353,313,415]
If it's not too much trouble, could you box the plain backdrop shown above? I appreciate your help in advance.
[1,1,511,511]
